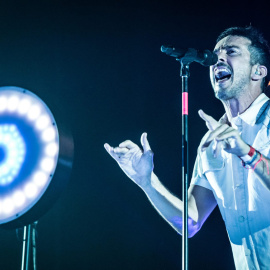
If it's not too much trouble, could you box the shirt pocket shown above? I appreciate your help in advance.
[200,145,225,175]
[199,146,228,209]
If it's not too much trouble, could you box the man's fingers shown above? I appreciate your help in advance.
[216,129,237,141]
[204,125,231,144]
[113,147,129,154]
[104,133,151,162]
[104,143,112,153]
[104,143,119,160]
[140,132,151,152]
[119,140,138,149]
[200,125,230,151]
[198,109,220,131]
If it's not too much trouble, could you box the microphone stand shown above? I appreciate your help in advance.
[161,45,217,270]
[178,58,190,270]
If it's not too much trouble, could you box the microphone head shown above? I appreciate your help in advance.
[160,45,185,58]
[202,50,218,66]
[160,45,174,53]
[160,45,166,52]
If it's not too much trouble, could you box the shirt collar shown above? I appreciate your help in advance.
[231,93,269,126]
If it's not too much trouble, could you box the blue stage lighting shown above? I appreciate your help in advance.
[0,86,73,228]
[0,124,26,185]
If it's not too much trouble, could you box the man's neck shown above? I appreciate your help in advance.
[221,87,262,121]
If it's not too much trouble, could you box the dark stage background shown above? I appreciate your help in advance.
[0,1,269,269]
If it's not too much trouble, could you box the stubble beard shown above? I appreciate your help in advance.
[213,75,250,101]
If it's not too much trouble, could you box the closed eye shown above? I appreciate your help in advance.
[228,49,236,54]
[226,47,240,56]
[213,45,241,56]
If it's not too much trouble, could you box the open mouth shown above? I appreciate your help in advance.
[214,67,232,83]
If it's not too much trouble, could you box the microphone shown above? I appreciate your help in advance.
[161,45,218,66]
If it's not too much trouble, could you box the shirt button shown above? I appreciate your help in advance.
[238,216,245,222]
[233,184,242,190]
[245,249,251,256]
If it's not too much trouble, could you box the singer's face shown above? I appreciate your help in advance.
[210,35,254,101]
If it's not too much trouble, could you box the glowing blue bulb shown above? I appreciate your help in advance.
[0,124,26,186]
[0,146,6,163]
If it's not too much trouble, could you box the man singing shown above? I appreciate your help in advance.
[104,26,270,269]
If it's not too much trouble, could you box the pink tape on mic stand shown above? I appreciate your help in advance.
[182,92,188,115]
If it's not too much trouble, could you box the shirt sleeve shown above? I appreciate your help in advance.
[190,154,213,190]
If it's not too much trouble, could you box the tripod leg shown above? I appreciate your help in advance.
[21,224,31,270]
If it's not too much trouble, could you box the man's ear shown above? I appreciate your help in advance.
[251,65,268,81]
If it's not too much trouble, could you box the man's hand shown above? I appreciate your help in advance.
[104,133,154,188]
[198,110,250,157]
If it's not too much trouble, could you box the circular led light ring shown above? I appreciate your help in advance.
[0,87,60,224]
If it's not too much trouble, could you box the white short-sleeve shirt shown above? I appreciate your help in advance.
[191,93,270,270]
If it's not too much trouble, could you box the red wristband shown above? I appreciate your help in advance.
[248,146,256,157]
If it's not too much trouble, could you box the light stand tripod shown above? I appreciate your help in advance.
[21,221,38,270]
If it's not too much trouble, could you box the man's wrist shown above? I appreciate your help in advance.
[239,144,254,161]
[136,172,154,190]
[141,172,158,191]
[239,145,259,165]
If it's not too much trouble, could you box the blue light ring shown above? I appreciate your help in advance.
[0,86,60,224]
[15,122,74,227]
[0,116,42,192]
[0,130,60,223]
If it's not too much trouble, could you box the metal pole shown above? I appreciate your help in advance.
[180,61,190,270]
[21,222,38,270]
[32,221,38,270]
[162,46,212,270]
[21,224,31,270]
[21,226,27,270]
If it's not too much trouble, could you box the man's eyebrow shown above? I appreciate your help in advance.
[213,45,240,54]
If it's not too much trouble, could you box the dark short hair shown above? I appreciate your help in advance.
[216,26,270,90]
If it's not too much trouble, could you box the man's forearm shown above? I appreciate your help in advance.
[104,134,215,237]
[140,173,200,237]
[247,152,270,190]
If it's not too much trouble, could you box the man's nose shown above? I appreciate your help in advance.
[216,51,227,62]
